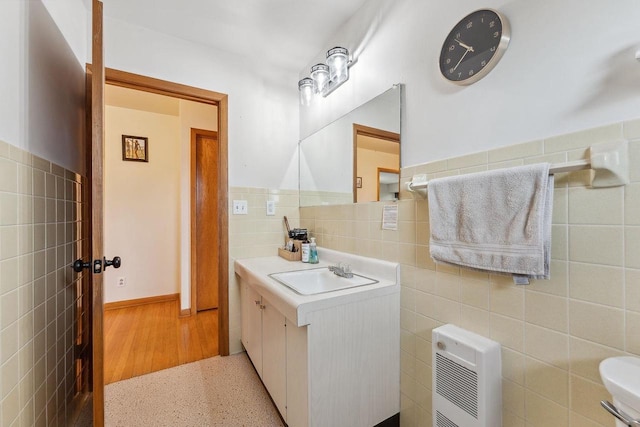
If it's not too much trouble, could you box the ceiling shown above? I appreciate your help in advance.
[95,0,370,72]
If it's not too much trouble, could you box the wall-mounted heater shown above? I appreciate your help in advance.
[432,324,502,427]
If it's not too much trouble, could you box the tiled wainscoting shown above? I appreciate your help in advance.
[0,141,89,426]
[227,187,300,354]
[300,119,640,427]
[299,190,352,207]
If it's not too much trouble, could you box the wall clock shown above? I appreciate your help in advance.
[439,9,511,85]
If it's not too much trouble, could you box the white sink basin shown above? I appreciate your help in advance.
[600,356,640,425]
[269,267,378,295]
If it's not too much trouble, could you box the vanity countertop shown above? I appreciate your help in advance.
[234,248,400,327]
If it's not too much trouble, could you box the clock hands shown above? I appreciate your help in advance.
[452,47,471,71]
[452,38,475,71]
[454,38,474,52]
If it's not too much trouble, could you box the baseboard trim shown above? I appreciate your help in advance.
[104,293,179,311]
[179,308,192,317]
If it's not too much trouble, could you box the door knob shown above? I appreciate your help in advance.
[73,259,91,273]
[72,258,103,274]
[73,256,121,274]
[104,256,121,269]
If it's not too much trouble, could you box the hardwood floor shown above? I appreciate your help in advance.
[104,299,218,384]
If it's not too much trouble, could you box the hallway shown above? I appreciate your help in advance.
[104,299,218,384]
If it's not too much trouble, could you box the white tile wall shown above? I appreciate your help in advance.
[300,119,640,427]
[0,140,87,426]
[227,187,300,354]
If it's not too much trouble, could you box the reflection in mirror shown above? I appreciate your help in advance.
[299,85,401,207]
[377,169,400,202]
[355,126,400,202]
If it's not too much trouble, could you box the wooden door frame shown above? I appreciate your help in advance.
[352,123,400,203]
[190,128,220,313]
[87,67,230,356]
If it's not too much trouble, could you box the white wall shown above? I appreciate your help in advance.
[103,16,300,190]
[104,105,181,302]
[0,0,24,147]
[300,0,640,166]
[0,0,87,174]
[41,0,88,65]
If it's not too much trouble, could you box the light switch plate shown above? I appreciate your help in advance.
[266,200,275,216]
[233,200,248,215]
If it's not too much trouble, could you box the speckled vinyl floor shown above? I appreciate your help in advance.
[105,352,284,427]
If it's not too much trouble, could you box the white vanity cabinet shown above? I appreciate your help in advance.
[241,283,263,375]
[240,283,287,418]
[236,249,401,427]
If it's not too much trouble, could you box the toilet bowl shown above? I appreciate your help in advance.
[600,356,640,426]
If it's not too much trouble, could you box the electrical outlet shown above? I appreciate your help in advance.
[266,200,275,216]
[117,277,126,287]
[233,200,248,215]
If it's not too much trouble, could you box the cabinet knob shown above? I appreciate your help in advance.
[255,300,261,305]
[260,304,266,310]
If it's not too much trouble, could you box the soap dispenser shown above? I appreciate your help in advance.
[301,239,310,263]
[309,237,318,264]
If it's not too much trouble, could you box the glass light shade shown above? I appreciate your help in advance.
[326,47,349,84]
[310,63,330,94]
[298,77,314,106]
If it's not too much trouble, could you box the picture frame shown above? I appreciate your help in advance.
[356,176,362,188]
[122,135,149,162]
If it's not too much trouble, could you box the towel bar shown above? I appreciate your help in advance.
[406,139,629,193]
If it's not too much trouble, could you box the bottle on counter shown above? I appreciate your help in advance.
[301,239,310,263]
[309,237,318,264]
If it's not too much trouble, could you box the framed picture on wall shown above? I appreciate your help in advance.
[356,176,362,188]
[122,135,149,162]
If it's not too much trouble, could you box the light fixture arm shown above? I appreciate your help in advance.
[320,56,357,97]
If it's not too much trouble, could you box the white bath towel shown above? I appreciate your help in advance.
[427,163,554,280]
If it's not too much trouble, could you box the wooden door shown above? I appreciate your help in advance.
[193,129,219,311]
[91,0,106,425]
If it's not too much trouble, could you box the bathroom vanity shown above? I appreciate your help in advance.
[234,248,400,427]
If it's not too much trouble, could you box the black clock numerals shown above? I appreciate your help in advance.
[439,9,509,84]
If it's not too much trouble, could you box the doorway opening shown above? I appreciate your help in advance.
[99,69,229,384]
[353,123,401,203]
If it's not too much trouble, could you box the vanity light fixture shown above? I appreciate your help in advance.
[310,63,330,93]
[298,77,314,106]
[298,46,353,105]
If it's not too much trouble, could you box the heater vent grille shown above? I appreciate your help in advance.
[436,352,479,418]
[436,411,459,427]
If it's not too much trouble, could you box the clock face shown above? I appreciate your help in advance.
[439,9,510,85]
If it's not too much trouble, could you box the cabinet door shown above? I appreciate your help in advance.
[286,320,309,427]
[262,296,287,419]
[243,284,263,377]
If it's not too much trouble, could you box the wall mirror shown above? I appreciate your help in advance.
[299,84,401,207]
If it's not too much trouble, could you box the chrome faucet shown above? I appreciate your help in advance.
[329,263,353,278]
